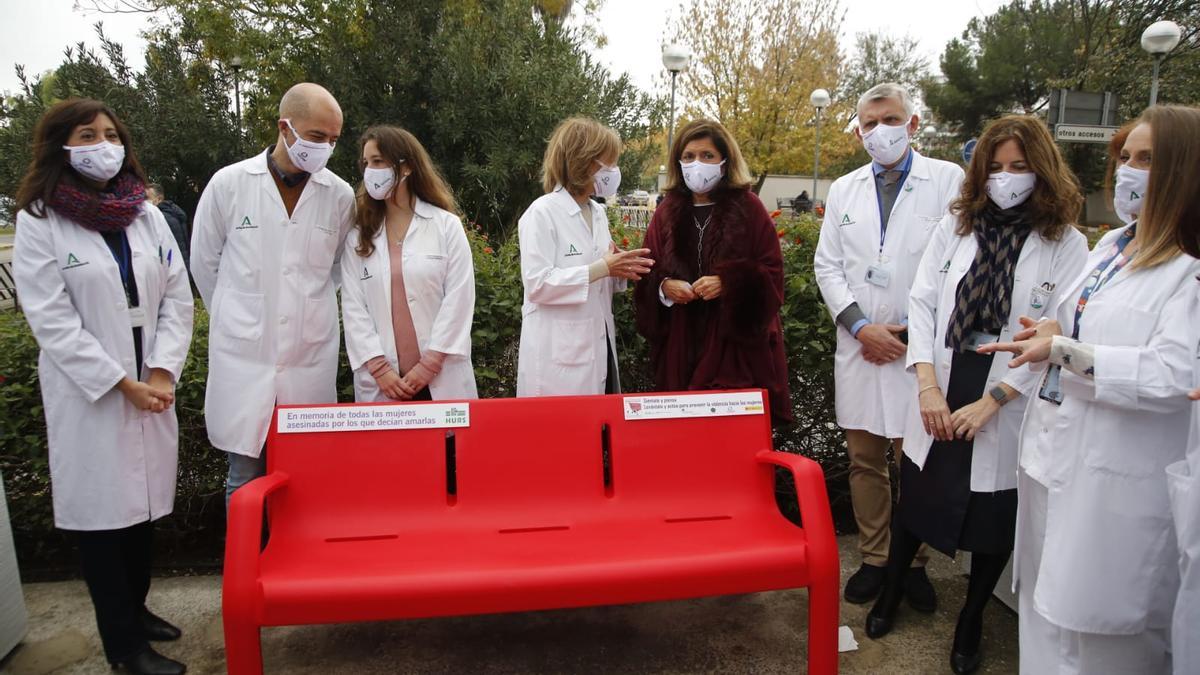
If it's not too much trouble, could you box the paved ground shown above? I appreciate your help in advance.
[2,536,1017,674]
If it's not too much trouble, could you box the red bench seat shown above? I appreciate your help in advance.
[223,391,839,674]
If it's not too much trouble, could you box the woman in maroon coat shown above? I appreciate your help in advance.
[634,119,792,424]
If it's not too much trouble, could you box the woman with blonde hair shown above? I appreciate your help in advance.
[340,125,477,402]
[981,105,1200,673]
[867,115,1088,675]
[516,116,652,396]
[633,118,791,423]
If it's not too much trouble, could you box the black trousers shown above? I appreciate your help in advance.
[75,521,153,663]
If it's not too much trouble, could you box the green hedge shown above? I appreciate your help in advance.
[0,213,847,577]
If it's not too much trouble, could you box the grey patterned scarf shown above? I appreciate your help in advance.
[945,202,1034,351]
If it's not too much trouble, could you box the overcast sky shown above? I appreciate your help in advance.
[1,0,1008,98]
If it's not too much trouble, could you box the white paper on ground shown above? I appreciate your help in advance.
[838,625,859,653]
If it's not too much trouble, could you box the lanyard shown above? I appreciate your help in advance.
[107,232,136,306]
[1071,225,1135,339]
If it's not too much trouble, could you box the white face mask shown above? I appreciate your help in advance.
[1113,165,1149,225]
[861,122,910,166]
[986,171,1037,210]
[592,165,621,198]
[680,159,725,194]
[363,166,402,201]
[283,119,334,174]
[63,141,125,182]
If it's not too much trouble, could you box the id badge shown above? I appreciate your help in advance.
[1038,366,1064,405]
[129,307,147,328]
[963,331,999,352]
[866,265,891,288]
[1030,286,1050,309]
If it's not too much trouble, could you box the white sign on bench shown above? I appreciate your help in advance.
[622,391,765,420]
[278,403,471,434]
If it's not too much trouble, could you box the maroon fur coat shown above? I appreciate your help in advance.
[634,188,792,424]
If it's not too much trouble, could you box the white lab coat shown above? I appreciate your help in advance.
[339,198,478,402]
[904,215,1088,492]
[814,151,964,438]
[1168,298,1200,675]
[191,151,355,457]
[1013,225,1200,639]
[14,203,193,531]
[516,188,624,397]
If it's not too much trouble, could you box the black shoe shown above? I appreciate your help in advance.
[864,578,905,639]
[950,611,983,674]
[903,566,937,613]
[843,563,886,604]
[140,609,182,642]
[111,646,187,675]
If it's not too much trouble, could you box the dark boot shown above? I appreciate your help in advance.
[950,551,1010,674]
[865,522,922,639]
[140,609,182,642]
[111,646,186,675]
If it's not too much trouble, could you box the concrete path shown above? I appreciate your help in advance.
[2,536,1017,674]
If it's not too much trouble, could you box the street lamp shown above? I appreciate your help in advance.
[230,56,244,153]
[809,88,831,204]
[1141,20,1182,106]
[921,124,937,152]
[662,44,691,154]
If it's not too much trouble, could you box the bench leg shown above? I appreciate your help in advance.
[223,619,264,675]
[807,580,839,675]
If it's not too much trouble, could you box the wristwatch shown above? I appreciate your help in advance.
[989,386,1009,405]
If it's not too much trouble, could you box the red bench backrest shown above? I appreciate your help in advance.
[265,391,776,542]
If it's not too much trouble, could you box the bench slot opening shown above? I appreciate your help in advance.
[664,515,733,524]
[445,430,458,505]
[601,422,614,497]
[499,525,570,534]
[325,534,399,543]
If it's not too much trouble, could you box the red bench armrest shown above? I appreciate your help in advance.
[223,472,289,618]
[755,450,839,585]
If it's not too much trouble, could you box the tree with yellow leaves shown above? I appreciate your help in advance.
[669,0,861,190]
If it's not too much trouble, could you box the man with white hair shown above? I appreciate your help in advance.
[192,83,356,506]
[814,82,964,610]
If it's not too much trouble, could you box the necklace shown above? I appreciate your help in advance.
[694,211,714,274]
[386,213,412,247]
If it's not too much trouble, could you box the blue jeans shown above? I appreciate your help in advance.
[225,449,267,512]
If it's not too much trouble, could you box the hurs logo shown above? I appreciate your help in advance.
[565,244,582,257]
[839,213,856,227]
[235,216,257,230]
[360,266,373,281]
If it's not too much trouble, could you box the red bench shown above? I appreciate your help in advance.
[223,390,839,674]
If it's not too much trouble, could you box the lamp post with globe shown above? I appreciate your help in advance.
[1141,20,1182,106]
[662,44,691,154]
[810,88,831,203]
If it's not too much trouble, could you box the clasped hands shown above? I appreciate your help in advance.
[116,367,175,413]
[662,276,723,303]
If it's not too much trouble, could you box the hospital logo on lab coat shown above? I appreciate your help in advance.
[839,214,855,227]
[565,244,582,257]
[235,216,258,230]
[63,252,89,270]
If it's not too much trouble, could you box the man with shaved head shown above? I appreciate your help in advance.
[192,83,356,507]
